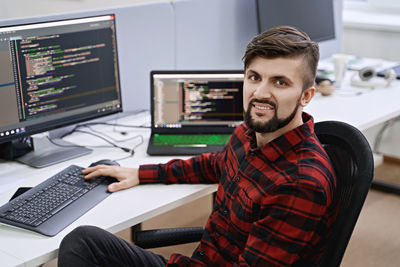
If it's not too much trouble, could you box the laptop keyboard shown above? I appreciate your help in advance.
[153,134,231,146]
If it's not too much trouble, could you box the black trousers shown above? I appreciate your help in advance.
[58,225,168,267]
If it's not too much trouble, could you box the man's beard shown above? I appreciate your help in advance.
[244,98,300,133]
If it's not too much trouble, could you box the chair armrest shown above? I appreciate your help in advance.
[133,227,204,249]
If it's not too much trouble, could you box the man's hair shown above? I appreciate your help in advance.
[243,26,319,90]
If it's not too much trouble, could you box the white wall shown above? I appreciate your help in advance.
[342,7,400,61]
[0,0,161,20]
[343,28,400,61]
[343,24,400,61]
[1,0,343,112]
[0,1,175,113]
[173,0,343,68]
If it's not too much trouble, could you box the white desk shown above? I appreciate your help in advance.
[0,113,217,267]
[305,78,400,131]
[1,77,400,266]
[1,251,24,267]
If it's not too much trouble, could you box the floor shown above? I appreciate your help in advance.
[340,160,400,266]
[43,160,400,267]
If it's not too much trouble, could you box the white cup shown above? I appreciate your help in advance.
[332,54,349,88]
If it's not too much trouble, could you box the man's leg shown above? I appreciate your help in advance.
[58,225,168,267]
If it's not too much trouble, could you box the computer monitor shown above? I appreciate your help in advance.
[0,14,122,167]
[256,0,335,42]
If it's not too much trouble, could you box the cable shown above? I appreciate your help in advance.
[47,131,144,155]
[47,131,144,163]
[83,125,144,143]
[113,135,144,162]
[78,122,150,128]
[73,130,132,153]
[46,135,123,151]
[373,116,400,153]
[60,122,150,139]
[50,109,149,155]
[46,136,86,149]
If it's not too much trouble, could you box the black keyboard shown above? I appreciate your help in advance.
[0,165,114,236]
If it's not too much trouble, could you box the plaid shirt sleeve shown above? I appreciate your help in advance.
[139,149,227,185]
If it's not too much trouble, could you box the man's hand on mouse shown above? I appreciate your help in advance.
[82,165,139,192]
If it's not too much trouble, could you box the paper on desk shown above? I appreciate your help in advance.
[318,56,384,73]
[347,57,384,71]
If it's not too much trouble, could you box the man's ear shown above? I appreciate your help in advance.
[300,86,315,107]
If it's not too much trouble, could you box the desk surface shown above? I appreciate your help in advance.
[1,75,400,266]
[305,77,400,131]
[0,251,24,267]
[0,113,217,267]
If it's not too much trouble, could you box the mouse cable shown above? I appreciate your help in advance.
[79,124,144,143]
[64,124,144,150]
[73,129,133,153]
[47,131,138,154]
[80,122,150,128]
[55,125,144,153]
[46,135,128,151]
[112,135,144,162]
[75,125,145,156]
[60,122,150,139]
[46,136,118,153]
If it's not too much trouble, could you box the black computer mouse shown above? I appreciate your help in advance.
[89,159,120,167]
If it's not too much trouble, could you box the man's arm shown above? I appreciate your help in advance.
[82,150,226,192]
[235,180,330,266]
[140,151,226,185]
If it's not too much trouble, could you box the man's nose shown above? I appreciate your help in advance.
[253,82,272,99]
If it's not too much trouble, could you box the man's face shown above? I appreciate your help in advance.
[243,56,308,133]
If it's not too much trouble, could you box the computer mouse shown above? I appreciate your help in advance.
[89,159,120,167]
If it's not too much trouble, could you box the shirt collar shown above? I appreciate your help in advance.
[244,112,315,162]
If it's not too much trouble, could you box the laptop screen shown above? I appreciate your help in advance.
[151,71,244,133]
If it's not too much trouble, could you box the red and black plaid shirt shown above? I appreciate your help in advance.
[139,113,338,266]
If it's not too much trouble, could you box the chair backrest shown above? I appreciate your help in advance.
[314,121,374,267]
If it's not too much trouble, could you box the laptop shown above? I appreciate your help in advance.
[147,70,244,155]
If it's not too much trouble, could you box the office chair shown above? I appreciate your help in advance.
[133,121,374,267]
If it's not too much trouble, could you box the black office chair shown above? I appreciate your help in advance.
[133,121,374,267]
[314,120,374,266]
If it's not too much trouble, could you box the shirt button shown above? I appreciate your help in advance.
[215,232,220,237]
[198,251,205,256]
[223,209,229,215]
[235,177,240,182]
[249,151,255,156]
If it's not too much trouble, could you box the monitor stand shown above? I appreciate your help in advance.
[16,137,92,168]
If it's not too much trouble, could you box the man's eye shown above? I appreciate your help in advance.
[275,80,287,86]
[249,75,259,81]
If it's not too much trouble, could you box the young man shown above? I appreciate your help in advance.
[58,26,338,267]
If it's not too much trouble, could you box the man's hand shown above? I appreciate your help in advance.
[82,165,139,192]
